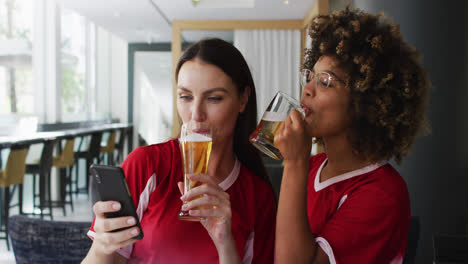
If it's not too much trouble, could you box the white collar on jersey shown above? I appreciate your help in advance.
[314,158,387,192]
[218,158,241,191]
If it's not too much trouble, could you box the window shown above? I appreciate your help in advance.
[60,8,96,121]
[0,0,34,114]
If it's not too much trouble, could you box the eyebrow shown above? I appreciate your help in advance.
[177,87,230,95]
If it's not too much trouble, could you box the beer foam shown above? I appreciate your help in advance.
[183,133,211,142]
[262,111,288,122]
[262,108,305,122]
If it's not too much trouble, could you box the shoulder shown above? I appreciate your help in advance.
[121,139,180,178]
[349,163,409,210]
[140,139,180,156]
[125,139,179,163]
[367,164,408,196]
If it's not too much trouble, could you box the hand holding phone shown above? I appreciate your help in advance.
[90,164,144,240]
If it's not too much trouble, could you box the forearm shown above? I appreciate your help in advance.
[276,159,317,263]
[216,237,242,264]
[82,243,126,264]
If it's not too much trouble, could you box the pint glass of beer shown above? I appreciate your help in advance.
[179,121,212,221]
[249,91,303,160]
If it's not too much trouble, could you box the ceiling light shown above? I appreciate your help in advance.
[284,0,289,4]
[192,0,200,6]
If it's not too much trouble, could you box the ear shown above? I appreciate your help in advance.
[239,86,250,113]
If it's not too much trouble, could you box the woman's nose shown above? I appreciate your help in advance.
[302,82,315,98]
[191,100,206,122]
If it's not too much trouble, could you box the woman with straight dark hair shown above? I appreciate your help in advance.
[83,38,276,264]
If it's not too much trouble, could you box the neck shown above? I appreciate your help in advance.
[207,137,236,184]
[322,135,372,180]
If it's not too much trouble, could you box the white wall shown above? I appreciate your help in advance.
[95,27,128,123]
[95,26,111,119]
[133,51,172,145]
[33,0,61,123]
[110,34,128,123]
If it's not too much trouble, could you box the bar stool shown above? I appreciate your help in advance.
[25,139,55,220]
[114,127,127,165]
[100,131,116,165]
[52,137,75,215]
[0,144,29,250]
[71,135,84,195]
[74,132,102,195]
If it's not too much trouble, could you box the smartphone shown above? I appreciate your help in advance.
[89,164,144,240]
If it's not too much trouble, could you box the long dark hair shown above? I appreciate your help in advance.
[175,38,271,187]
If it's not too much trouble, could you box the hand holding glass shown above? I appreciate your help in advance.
[249,91,303,160]
[179,121,212,221]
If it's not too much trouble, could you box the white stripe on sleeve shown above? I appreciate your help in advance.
[316,237,337,264]
[242,231,255,264]
[116,173,157,259]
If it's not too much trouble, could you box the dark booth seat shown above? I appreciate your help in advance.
[8,215,92,264]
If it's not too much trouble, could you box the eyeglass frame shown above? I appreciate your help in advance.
[300,69,345,89]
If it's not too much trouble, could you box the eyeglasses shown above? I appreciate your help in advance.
[300,69,344,89]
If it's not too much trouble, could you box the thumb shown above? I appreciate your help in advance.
[177,181,184,195]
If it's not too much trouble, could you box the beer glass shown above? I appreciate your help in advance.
[178,121,212,221]
[249,91,303,160]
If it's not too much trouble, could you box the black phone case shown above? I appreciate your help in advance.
[89,164,144,240]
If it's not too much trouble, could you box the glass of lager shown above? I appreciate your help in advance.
[179,121,212,221]
[249,91,303,160]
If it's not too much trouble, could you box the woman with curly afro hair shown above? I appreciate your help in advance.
[274,7,429,264]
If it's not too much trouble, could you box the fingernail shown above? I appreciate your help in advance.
[131,228,139,235]
[127,218,136,225]
[182,204,188,210]
[112,203,121,210]
[189,210,198,216]
[180,195,186,201]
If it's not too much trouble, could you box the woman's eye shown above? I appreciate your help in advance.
[208,96,222,102]
[318,75,330,88]
[178,95,192,101]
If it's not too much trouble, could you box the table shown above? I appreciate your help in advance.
[0,123,133,218]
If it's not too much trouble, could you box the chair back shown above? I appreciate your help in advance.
[8,215,92,264]
[116,127,126,148]
[101,131,116,153]
[115,127,127,164]
[57,138,75,166]
[1,145,29,186]
[39,140,55,173]
[88,132,103,158]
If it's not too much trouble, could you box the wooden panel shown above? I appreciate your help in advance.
[303,0,329,27]
[318,0,330,16]
[301,26,306,68]
[171,24,182,137]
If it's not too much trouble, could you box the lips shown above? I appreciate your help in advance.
[301,104,312,116]
[193,128,210,134]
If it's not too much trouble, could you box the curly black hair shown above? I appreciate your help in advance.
[305,7,430,164]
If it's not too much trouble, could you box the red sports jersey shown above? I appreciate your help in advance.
[307,153,410,264]
[88,139,276,263]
